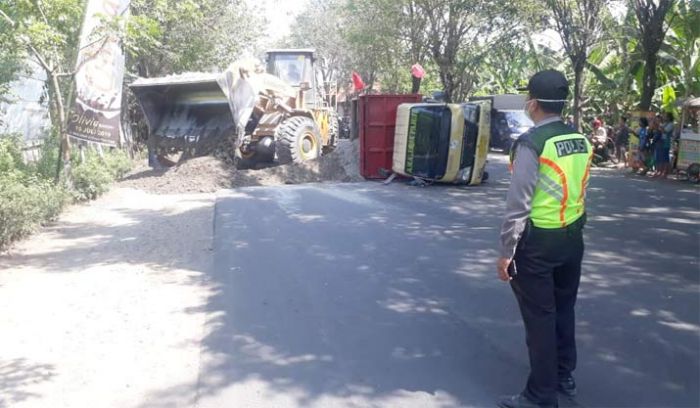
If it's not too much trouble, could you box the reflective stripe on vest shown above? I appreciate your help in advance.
[530,134,592,228]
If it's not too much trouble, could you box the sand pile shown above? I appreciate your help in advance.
[119,139,362,194]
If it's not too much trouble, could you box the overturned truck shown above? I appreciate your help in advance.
[130,49,338,168]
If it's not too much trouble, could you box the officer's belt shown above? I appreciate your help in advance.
[529,213,586,233]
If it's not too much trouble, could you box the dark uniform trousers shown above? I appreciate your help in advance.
[511,215,585,406]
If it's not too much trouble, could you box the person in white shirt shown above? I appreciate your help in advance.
[591,119,607,145]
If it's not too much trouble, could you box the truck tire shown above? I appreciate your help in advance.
[276,116,322,164]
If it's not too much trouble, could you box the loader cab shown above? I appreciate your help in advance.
[265,49,317,108]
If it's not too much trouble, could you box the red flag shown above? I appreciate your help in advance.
[351,71,365,91]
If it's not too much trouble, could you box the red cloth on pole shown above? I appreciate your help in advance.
[411,63,426,79]
[352,71,365,91]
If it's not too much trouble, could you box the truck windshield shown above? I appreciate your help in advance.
[268,54,309,86]
[505,111,533,128]
[406,106,451,179]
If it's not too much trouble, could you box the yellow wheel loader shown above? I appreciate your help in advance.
[130,49,338,168]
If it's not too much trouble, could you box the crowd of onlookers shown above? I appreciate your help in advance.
[627,112,676,178]
[567,112,678,179]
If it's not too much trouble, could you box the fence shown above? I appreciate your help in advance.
[21,139,43,163]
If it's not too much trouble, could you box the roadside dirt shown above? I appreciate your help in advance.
[0,188,214,407]
[118,139,362,194]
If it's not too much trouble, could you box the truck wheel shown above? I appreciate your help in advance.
[276,116,322,164]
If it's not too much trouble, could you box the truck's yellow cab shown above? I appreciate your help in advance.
[393,101,491,185]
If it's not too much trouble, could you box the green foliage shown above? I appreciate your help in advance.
[71,148,133,201]
[0,171,68,249]
[0,133,133,248]
[0,135,67,249]
[661,84,677,115]
[0,0,84,136]
[0,28,25,102]
[71,152,113,201]
[33,132,62,180]
[473,35,566,96]
[283,0,695,117]
[0,0,84,63]
[103,148,133,179]
[0,134,26,173]
[662,0,700,99]
[124,0,265,76]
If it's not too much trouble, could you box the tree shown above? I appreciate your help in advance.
[0,12,26,104]
[288,0,527,101]
[662,0,700,126]
[474,33,566,96]
[284,0,349,103]
[546,0,607,130]
[662,0,700,101]
[632,0,676,111]
[583,6,644,119]
[124,0,264,77]
[340,0,405,92]
[408,0,519,102]
[0,0,85,181]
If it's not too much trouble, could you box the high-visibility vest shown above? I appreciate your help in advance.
[511,121,593,229]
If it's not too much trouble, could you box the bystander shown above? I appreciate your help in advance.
[614,117,630,167]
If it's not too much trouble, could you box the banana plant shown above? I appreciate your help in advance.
[660,0,700,102]
[584,6,644,117]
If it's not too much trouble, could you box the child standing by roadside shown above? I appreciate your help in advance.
[656,112,674,178]
[615,116,630,167]
[633,117,650,174]
[649,116,664,176]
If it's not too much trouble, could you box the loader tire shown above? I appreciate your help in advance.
[276,116,322,164]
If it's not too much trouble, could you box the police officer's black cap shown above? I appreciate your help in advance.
[519,70,569,102]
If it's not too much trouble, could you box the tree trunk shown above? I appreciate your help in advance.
[439,65,455,103]
[639,53,657,111]
[680,65,691,129]
[50,72,71,183]
[572,59,585,132]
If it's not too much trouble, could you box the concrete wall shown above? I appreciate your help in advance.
[0,61,51,142]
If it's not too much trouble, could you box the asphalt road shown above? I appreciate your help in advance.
[196,155,700,407]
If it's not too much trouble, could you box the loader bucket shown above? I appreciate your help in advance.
[130,74,236,156]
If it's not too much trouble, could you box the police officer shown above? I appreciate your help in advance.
[496,70,592,408]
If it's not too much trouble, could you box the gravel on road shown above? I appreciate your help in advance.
[118,139,362,194]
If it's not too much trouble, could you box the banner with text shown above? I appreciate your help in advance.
[67,0,129,146]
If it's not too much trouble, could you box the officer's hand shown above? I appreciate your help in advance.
[497,257,512,282]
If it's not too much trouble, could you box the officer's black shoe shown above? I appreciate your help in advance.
[558,376,577,397]
[497,393,557,408]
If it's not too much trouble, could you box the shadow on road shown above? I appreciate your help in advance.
[139,160,698,407]
[1,157,697,407]
[0,359,55,408]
